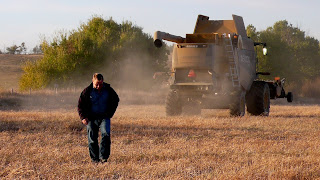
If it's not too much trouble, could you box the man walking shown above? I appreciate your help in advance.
[78,73,119,163]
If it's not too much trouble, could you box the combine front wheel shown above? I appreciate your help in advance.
[166,90,182,116]
[246,82,270,116]
[287,92,293,103]
[229,90,246,117]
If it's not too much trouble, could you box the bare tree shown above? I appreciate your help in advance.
[32,45,42,54]
[6,45,19,54]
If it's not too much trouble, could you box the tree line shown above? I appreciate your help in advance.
[19,16,168,90]
[247,21,320,86]
[1,43,43,54]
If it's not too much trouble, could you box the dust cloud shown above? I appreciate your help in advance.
[99,52,170,105]
[0,51,170,111]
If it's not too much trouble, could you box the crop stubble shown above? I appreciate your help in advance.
[1,104,320,179]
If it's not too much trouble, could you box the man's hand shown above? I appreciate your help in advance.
[82,118,89,125]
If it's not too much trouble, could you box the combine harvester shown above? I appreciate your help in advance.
[154,14,293,116]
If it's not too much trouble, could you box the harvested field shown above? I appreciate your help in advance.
[1,101,320,179]
[1,55,320,178]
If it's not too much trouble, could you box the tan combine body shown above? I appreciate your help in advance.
[154,15,292,116]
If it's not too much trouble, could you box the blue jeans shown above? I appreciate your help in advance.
[86,118,111,161]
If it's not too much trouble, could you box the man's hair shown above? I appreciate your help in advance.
[93,73,104,81]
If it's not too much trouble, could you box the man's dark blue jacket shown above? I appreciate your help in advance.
[78,82,119,121]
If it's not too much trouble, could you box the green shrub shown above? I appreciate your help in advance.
[20,16,168,91]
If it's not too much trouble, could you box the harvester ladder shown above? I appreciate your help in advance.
[224,37,240,87]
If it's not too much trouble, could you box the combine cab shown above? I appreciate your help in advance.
[154,14,292,116]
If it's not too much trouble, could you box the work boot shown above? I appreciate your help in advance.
[100,159,108,164]
[91,159,100,164]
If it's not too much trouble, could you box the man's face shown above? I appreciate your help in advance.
[93,79,103,90]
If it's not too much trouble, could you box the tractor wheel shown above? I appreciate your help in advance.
[229,90,246,117]
[165,90,182,116]
[287,92,293,103]
[246,81,270,116]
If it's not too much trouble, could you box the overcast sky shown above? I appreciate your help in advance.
[1,0,320,52]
